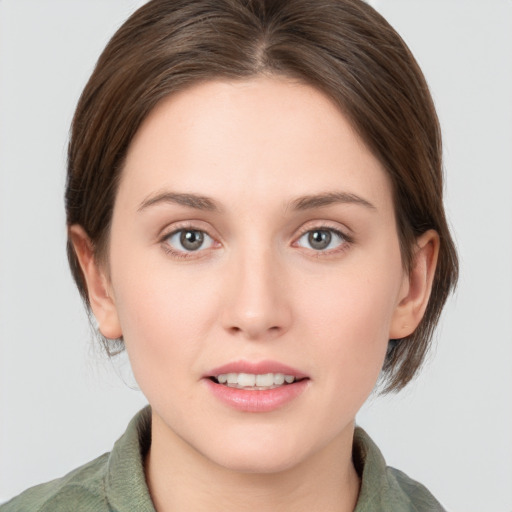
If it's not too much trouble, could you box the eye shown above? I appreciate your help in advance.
[165,229,214,253]
[296,228,346,251]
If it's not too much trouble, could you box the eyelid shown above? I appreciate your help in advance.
[156,220,352,259]
[157,219,213,239]
[293,220,353,242]
[292,222,353,254]
[167,229,214,248]
[158,221,221,258]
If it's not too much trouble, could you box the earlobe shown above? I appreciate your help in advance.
[69,225,123,340]
[389,230,440,339]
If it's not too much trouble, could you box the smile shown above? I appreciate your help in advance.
[205,362,309,412]
[212,372,298,390]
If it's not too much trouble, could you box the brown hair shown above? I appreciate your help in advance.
[66,0,458,392]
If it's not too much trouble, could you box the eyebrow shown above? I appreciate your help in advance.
[138,192,220,212]
[289,192,376,211]
[137,190,376,214]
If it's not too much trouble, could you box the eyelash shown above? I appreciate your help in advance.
[159,222,216,260]
[293,225,352,257]
[159,223,353,260]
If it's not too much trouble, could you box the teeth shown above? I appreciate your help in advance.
[214,372,297,389]
[238,373,256,387]
[255,373,273,387]
[274,373,285,385]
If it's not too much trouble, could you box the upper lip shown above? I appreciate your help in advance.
[207,360,309,379]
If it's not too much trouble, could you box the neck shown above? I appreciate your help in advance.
[145,412,360,512]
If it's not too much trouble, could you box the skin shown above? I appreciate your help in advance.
[71,77,439,512]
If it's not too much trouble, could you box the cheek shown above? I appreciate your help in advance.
[302,264,400,340]
[297,258,403,387]
[109,254,221,382]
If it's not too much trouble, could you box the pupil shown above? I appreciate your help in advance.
[308,230,331,250]
[180,230,204,251]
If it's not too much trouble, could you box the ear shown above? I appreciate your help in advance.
[389,230,440,339]
[69,225,123,340]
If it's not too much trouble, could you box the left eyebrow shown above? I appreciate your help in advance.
[289,192,376,211]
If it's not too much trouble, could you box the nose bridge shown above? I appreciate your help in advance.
[222,238,291,340]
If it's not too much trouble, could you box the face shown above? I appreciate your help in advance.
[89,77,414,473]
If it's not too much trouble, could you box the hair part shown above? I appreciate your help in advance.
[66,0,458,392]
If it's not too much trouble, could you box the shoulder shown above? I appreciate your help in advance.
[353,427,446,512]
[0,453,110,512]
[382,466,446,512]
[1,407,154,512]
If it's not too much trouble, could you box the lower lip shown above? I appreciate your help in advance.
[204,379,309,413]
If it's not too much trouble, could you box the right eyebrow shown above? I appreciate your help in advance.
[137,192,220,212]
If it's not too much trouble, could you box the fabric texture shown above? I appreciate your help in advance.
[1,407,445,512]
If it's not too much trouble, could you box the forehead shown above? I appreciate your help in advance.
[118,77,393,216]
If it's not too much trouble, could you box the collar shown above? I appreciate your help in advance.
[103,407,444,512]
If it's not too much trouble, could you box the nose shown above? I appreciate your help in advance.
[221,247,292,341]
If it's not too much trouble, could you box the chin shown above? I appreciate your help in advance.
[213,448,304,475]
[199,425,318,475]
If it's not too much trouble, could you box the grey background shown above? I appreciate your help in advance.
[1,1,511,511]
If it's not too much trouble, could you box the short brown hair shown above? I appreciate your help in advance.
[66,0,458,392]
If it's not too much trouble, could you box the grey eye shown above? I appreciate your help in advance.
[308,230,332,250]
[297,229,345,251]
[180,230,204,251]
[167,229,213,252]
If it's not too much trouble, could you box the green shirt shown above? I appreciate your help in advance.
[1,407,445,511]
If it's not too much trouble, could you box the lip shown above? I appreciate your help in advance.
[203,360,310,413]
[207,360,309,380]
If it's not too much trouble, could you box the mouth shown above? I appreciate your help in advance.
[205,361,309,412]
[209,372,306,391]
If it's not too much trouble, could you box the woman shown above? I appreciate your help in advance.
[1,0,458,510]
